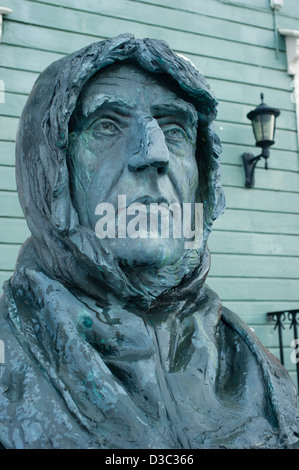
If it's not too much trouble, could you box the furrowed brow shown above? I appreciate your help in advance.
[82,94,135,118]
[152,100,198,125]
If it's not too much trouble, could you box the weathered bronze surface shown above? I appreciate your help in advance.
[0,34,298,449]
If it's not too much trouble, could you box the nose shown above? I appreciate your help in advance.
[128,117,169,174]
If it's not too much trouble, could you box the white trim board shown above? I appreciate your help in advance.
[279,28,299,149]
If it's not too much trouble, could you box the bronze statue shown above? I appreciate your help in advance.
[0,34,298,449]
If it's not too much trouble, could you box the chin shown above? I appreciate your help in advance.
[111,238,185,269]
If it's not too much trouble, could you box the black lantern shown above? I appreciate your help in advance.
[242,93,280,188]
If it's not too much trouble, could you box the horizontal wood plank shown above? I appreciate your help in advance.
[0,142,15,165]
[0,44,63,75]
[213,208,299,234]
[223,186,299,213]
[2,21,102,55]
[0,91,28,118]
[0,218,30,243]
[0,167,17,190]
[217,101,296,132]
[22,0,286,50]
[251,323,295,349]
[131,0,299,28]
[209,230,299,257]
[222,301,299,324]
[209,253,299,279]
[0,243,21,270]
[221,144,299,173]
[221,164,299,192]
[0,192,23,217]
[216,121,298,152]
[0,67,38,96]
[0,116,18,141]
[3,1,288,70]
[207,277,299,301]
[210,79,295,112]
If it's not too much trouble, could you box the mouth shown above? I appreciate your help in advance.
[130,195,169,206]
[115,195,174,217]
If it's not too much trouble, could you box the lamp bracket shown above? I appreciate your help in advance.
[242,152,262,188]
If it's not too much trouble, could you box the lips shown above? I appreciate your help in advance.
[131,195,169,206]
[115,195,173,217]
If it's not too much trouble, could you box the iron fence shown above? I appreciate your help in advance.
[267,309,299,394]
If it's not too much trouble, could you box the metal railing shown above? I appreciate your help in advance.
[267,309,299,393]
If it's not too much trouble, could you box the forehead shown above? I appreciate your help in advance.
[80,62,195,112]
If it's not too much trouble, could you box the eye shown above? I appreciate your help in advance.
[90,118,121,137]
[162,124,188,142]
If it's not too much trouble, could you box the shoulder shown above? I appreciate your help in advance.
[0,291,46,448]
[220,305,293,382]
[0,292,9,325]
[0,292,26,363]
[219,305,299,448]
[0,291,33,397]
[0,293,18,356]
[0,289,92,449]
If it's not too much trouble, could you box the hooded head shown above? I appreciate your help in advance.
[14,34,225,307]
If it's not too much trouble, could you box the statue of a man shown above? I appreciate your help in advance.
[0,34,298,449]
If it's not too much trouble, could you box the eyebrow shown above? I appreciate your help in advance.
[82,94,135,118]
[81,94,198,126]
[151,100,198,126]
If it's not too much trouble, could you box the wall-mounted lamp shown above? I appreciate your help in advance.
[242,94,280,188]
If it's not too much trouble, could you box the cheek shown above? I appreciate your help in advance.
[69,134,99,189]
[171,146,198,199]
[69,134,122,189]
[189,154,199,192]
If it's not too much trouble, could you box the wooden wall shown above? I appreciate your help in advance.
[0,0,299,384]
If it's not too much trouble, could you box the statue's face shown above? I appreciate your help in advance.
[68,63,199,268]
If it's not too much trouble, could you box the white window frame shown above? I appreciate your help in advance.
[279,29,299,148]
[0,7,12,45]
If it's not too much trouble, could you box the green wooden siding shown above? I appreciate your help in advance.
[0,0,299,383]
